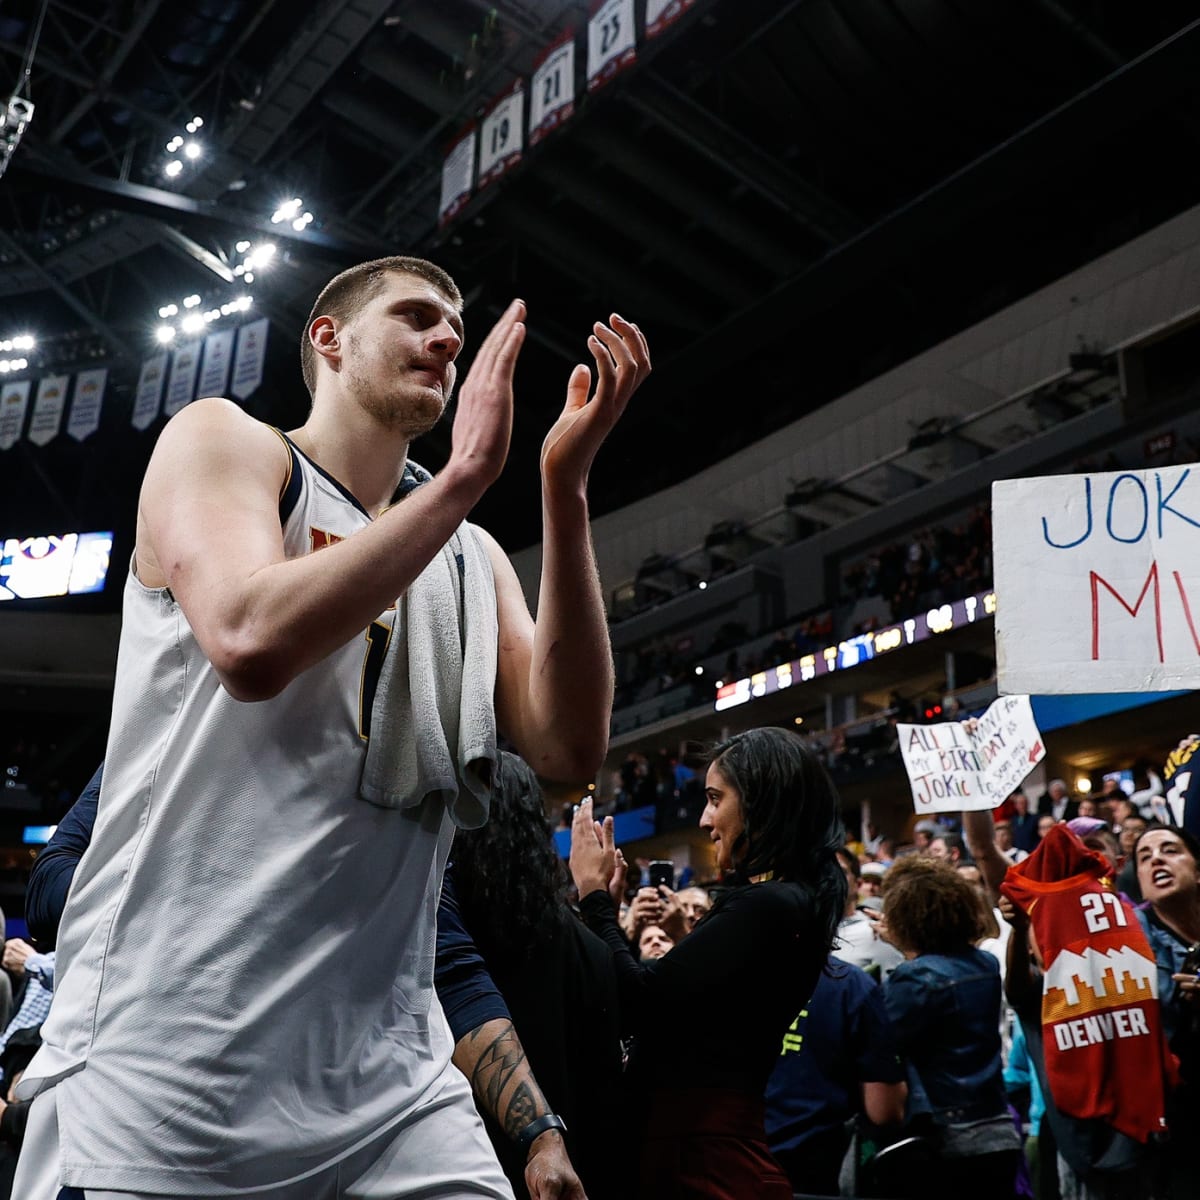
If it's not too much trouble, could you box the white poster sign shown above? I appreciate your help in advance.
[899,695,1046,814]
[529,35,575,144]
[478,85,524,188]
[995,466,1200,693]
[438,128,476,226]
[27,373,68,446]
[231,318,269,400]
[132,353,167,430]
[198,328,235,398]
[67,368,107,441]
[587,0,636,92]
[645,0,696,38]
[164,341,201,416]
[0,379,30,450]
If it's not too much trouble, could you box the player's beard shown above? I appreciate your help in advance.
[350,365,447,436]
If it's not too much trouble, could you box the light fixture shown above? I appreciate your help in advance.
[155,325,176,343]
[694,666,704,676]
[0,335,34,352]
[235,240,250,253]
[164,160,183,178]
[271,198,303,224]
[794,717,804,725]
[1076,777,1092,794]
[698,581,708,590]
[183,295,201,308]
[181,314,204,334]
[184,142,202,160]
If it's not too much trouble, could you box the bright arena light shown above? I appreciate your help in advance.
[164,159,183,178]
[183,295,201,308]
[181,314,204,334]
[235,240,250,253]
[271,198,303,224]
[155,325,176,343]
[184,142,202,160]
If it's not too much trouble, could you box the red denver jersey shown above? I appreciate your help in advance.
[1001,826,1178,1141]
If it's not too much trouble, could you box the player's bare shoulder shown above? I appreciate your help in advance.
[135,398,292,587]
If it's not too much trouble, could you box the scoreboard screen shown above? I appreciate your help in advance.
[715,588,996,712]
[0,531,113,601]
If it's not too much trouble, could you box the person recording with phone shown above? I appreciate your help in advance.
[569,727,847,1198]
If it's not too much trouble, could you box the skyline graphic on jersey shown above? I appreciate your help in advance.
[1042,944,1158,1022]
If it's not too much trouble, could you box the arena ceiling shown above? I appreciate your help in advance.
[1,0,1200,557]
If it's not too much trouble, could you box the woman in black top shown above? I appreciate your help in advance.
[570,727,847,1199]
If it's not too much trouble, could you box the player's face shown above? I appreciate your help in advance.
[341,272,464,435]
[1136,829,1198,905]
[700,762,745,873]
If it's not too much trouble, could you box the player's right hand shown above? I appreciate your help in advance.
[446,299,526,492]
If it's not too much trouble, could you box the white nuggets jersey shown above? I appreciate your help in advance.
[22,433,463,1193]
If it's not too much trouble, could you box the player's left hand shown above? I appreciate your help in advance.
[540,314,650,491]
[524,1129,588,1199]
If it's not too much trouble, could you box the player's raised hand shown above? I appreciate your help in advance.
[541,314,650,492]
[448,299,526,491]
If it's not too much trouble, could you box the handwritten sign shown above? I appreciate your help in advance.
[994,466,1200,693]
[898,695,1045,813]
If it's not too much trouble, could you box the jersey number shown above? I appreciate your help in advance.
[1080,891,1127,933]
[358,620,392,741]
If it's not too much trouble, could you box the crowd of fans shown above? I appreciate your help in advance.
[840,504,992,622]
[5,731,1196,1197]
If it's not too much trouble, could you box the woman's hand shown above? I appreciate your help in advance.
[606,848,628,913]
[569,798,616,899]
[657,887,688,943]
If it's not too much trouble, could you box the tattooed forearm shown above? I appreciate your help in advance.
[468,1024,524,1114]
[453,1018,551,1144]
[503,1081,538,1140]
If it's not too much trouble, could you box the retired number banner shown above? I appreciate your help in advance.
[438,127,476,226]
[587,0,636,92]
[529,34,575,144]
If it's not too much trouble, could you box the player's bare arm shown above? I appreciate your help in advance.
[137,302,527,702]
[487,315,650,781]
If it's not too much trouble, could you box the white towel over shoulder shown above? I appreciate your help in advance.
[359,519,498,829]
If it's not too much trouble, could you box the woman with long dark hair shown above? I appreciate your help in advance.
[569,726,847,1198]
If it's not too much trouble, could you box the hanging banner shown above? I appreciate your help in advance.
[438,126,476,227]
[529,33,576,145]
[132,353,167,430]
[0,379,31,451]
[645,0,697,38]
[164,341,201,416]
[198,328,236,398]
[994,465,1200,693]
[67,368,107,442]
[27,373,69,446]
[478,83,525,189]
[587,0,636,92]
[231,318,269,400]
[898,695,1046,814]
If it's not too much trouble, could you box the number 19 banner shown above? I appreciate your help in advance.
[478,83,525,190]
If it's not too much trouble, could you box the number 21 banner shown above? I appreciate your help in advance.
[478,83,525,190]
[529,33,575,145]
[588,0,636,92]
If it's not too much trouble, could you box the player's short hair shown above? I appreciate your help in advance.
[300,256,463,398]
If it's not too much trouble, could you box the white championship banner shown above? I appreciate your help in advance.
[132,353,168,429]
[27,373,68,446]
[198,328,235,398]
[164,340,201,416]
[67,367,107,441]
[0,379,31,450]
[529,34,575,145]
[478,84,524,188]
[231,318,268,400]
[587,0,636,92]
[898,695,1045,814]
[438,127,476,226]
[994,465,1200,693]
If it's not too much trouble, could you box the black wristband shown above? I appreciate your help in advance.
[516,1112,567,1151]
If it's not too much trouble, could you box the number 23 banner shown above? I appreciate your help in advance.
[478,83,525,189]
